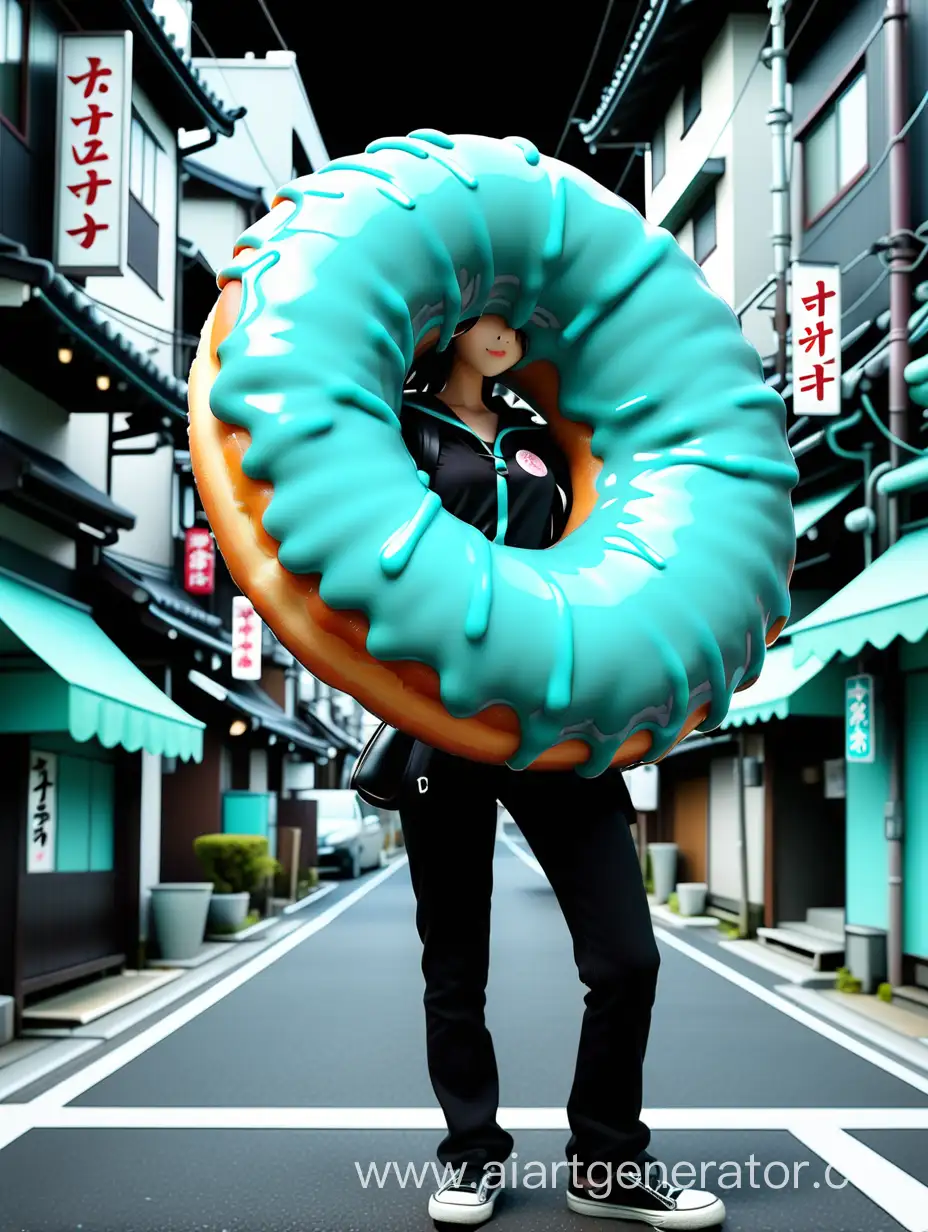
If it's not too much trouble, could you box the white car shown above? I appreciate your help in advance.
[298,790,383,879]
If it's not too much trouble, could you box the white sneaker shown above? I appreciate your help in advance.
[567,1170,725,1228]
[428,1168,503,1225]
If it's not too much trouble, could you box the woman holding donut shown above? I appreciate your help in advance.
[392,313,726,1229]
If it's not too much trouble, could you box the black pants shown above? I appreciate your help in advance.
[398,744,660,1177]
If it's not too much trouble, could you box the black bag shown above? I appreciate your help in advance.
[350,721,419,811]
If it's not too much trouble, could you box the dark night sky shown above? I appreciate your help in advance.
[189,0,645,211]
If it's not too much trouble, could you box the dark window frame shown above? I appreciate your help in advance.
[693,189,717,265]
[127,108,161,292]
[797,61,869,229]
[651,121,665,189]
[682,66,702,137]
[0,0,30,144]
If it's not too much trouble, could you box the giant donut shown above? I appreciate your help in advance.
[189,129,798,776]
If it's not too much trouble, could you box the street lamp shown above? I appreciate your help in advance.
[229,719,247,737]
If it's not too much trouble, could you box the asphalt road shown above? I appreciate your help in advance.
[1,827,926,1232]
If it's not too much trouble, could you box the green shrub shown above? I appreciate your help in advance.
[835,966,863,994]
[667,891,680,914]
[194,834,280,895]
[718,921,742,940]
[210,909,260,936]
[643,851,654,895]
[876,982,893,1003]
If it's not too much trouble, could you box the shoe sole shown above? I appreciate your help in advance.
[566,1191,726,1228]
[428,1190,500,1226]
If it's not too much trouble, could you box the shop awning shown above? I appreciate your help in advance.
[188,671,329,755]
[793,481,860,538]
[301,701,365,754]
[102,552,232,656]
[720,644,842,728]
[0,572,204,760]
[789,526,928,667]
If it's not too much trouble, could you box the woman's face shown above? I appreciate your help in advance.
[454,314,524,377]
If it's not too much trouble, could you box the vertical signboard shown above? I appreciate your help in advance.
[791,262,842,416]
[54,32,133,276]
[27,751,58,873]
[183,528,215,595]
[845,674,875,763]
[232,596,262,681]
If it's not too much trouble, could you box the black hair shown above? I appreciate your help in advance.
[404,317,529,402]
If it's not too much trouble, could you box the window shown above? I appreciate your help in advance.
[128,111,160,290]
[129,112,159,215]
[802,70,867,225]
[651,121,665,189]
[693,190,717,264]
[682,66,702,136]
[0,0,26,135]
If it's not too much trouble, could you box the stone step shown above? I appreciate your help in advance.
[777,920,846,945]
[756,926,845,972]
[806,907,846,935]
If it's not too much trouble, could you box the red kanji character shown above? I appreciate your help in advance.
[798,359,836,402]
[798,319,834,357]
[71,139,108,166]
[67,56,112,98]
[68,169,112,206]
[66,212,109,250]
[800,279,836,317]
[71,103,113,136]
[238,655,253,669]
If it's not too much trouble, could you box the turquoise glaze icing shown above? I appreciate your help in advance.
[207,131,799,775]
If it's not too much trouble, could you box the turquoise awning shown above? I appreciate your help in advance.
[720,644,841,728]
[0,572,204,761]
[793,481,859,538]
[789,526,928,668]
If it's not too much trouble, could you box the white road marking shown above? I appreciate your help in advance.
[2,1105,927,1132]
[497,831,928,1099]
[791,1123,928,1232]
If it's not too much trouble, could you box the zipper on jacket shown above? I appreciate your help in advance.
[404,400,542,544]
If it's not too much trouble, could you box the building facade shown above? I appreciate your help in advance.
[583,0,928,993]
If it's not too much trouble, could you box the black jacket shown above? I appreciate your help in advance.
[400,393,572,550]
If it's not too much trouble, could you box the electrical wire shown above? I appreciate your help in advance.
[190,20,283,190]
[700,19,773,162]
[75,289,201,346]
[254,0,288,52]
[840,268,889,320]
[613,146,641,196]
[555,0,629,159]
[786,0,823,54]
[860,390,928,456]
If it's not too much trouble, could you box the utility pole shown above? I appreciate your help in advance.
[765,0,791,387]
[884,0,912,989]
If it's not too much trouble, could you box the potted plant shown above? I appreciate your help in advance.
[150,881,214,961]
[194,834,280,934]
[676,882,708,917]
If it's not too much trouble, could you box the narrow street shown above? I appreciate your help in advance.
[1,829,926,1232]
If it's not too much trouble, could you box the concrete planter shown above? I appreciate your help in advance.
[647,843,678,904]
[150,883,213,962]
[676,882,708,917]
[207,891,250,934]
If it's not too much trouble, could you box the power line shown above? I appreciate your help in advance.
[702,19,772,160]
[190,20,282,190]
[786,0,823,54]
[254,0,288,52]
[554,0,622,159]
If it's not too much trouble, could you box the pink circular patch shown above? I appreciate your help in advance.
[515,449,548,477]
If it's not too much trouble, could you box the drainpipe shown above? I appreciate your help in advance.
[736,732,751,938]
[884,0,912,988]
[765,0,791,386]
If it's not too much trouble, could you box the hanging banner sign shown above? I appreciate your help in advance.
[54,31,133,276]
[845,674,875,763]
[791,261,842,416]
[232,595,262,680]
[27,751,58,873]
[184,527,215,595]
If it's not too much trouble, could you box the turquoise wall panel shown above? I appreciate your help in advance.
[904,670,928,959]
[845,684,891,930]
[222,791,271,838]
[89,760,115,872]
[55,754,92,872]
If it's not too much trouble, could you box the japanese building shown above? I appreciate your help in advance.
[584,0,928,994]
